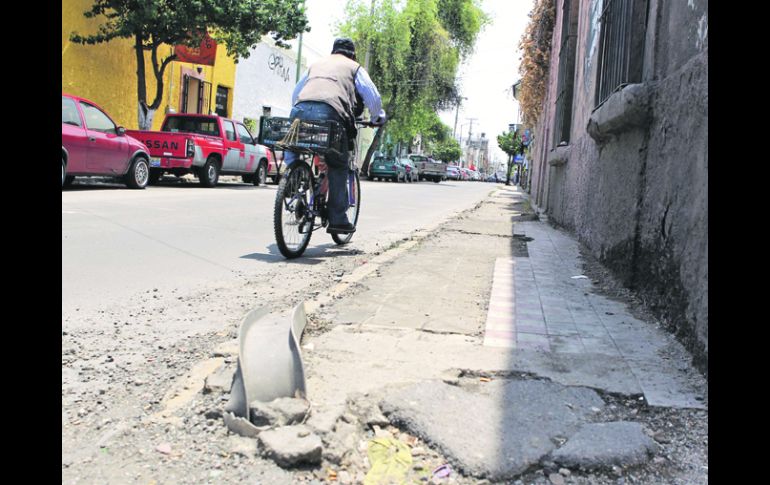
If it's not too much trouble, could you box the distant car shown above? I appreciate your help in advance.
[369,156,407,182]
[400,158,419,182]
[62,93,151,189]
[446,165,460,181]
[408,154,445,183]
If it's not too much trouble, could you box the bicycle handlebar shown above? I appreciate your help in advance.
[354,118,387,128]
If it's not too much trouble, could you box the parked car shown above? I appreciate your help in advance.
[62,93,151,189]
[400,158,419,182]
[369,156,407,182]
[126,114,275,188]
[408,154,445,183]
[446,165,460,181]
[458,167,471,181]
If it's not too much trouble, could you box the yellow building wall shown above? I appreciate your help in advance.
[62,0,237,130]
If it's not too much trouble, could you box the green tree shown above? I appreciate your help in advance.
[339,0,487,175]
[71,0,308,129]
[431,138,462,162]
[497,130,521,185]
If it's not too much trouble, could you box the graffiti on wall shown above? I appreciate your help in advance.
[268,53,292,83]
[696,15,708,50]
[584,0,603,91]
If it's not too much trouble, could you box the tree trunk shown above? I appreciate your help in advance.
[361,125,385,178]
[149,43,175,111]
[360,101,393,177]
[505,154,513,185]
[135,33,150,130]
[138,107,156,131]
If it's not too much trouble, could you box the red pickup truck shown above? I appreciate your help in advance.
[126,114,279,187]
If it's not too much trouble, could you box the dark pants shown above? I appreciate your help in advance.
[283,101,351,226]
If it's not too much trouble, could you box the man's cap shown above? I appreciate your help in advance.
[331,37,356,59]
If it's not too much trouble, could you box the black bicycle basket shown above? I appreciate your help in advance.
[258,116,345,155]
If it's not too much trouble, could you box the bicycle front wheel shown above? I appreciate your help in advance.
[332,170,361,245]
[274,163,314,258]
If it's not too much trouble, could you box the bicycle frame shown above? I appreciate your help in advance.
[288,153,358,234]
[269,116,382,258]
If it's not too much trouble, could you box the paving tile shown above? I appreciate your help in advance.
[580,337,620,356]
[571,312,603,325]
[548,335,585,354]
[483,336,517,348]
[516,332,551,351]
[515,314,546,326]
[516,323,548,334]
[545,322,580,337]
[517,332,550,344]
[516,309,545,319]
[576,324,612,339]
[544,313,575,324]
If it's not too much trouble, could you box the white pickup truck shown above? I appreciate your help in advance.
[408,154,446,183]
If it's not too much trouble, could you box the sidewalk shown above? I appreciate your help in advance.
[297,184,707,483]
[483,216,705,409]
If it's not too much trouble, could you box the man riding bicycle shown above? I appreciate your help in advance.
[284,37,387,234]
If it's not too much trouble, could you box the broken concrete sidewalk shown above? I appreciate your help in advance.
[380,379,606,480]
[296,185,705,480]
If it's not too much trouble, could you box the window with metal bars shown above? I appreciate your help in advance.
[553,0,580,148]
[181,75,213,115]
[594,0,648,108]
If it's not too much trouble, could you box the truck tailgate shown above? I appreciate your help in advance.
[125,130,190,158]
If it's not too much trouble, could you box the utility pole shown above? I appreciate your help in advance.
[452,97,466,139]
[295,32,303,83]
[464,117,477,168]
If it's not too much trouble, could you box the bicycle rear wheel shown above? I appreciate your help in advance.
[331,170,361,245]
[274,163,314,258]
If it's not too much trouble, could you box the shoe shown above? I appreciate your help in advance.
[326,222,356,234]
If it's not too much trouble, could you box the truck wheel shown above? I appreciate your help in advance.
[254,160,267,186]
[125,156,149,189]
[200,157,220,187]
[148,169,163,185]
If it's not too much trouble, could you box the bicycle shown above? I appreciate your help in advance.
[259,116,381,259]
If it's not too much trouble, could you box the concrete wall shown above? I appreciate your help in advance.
[529,0,708,373]
[232,40,307,124]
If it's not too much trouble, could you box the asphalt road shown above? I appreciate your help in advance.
[62,176,495,316]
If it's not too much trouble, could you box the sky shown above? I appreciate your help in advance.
[288,0,535,165]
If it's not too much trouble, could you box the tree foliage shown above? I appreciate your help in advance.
[71,0,308,128]
[438,0,488,58]
[497,129,522,185]
[340,0,486,156]
[421,114,459,161]
[497,130,521,157]
[431,138,462,162]
[517,0,555,128]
